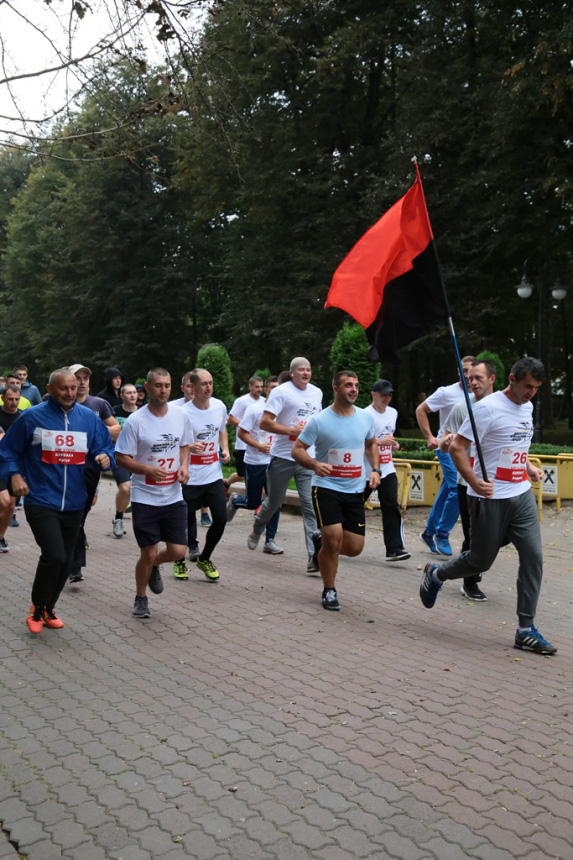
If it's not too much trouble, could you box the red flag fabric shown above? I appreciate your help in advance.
[325,173,434,328]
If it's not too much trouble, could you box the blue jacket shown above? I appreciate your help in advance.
[0,397,115,511]
[20,380,42,406]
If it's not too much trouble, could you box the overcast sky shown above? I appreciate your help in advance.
[0,0,169,142]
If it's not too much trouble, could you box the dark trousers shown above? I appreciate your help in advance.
[458,484,481,588]
[233,463,280,541]
[183,480,227,561]
[72,467,100,573]
[25,505,83,610]
[364,473,405,553]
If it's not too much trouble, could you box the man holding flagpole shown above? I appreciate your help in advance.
[419,357,556,656]
[416,355,474,556]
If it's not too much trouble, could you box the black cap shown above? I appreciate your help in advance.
[371,379,394,395]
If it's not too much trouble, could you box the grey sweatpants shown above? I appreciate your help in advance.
[252,456,317,555]
[438,489,542,627]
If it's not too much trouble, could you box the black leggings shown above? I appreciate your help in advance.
[182,480,227,561]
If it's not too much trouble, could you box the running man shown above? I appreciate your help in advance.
[439,358,496,600]
[417,356,474,555]
[292,370,380,611]
[112,382,139,537]
[363,379,410,562]
[420,357,556,655]
[115,368,192,618]
[247,357,322,571]
[175,368,230,582]
[227,376,281,553]
[0,369,114,633]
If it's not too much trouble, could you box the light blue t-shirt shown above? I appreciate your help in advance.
[299,406,375,493]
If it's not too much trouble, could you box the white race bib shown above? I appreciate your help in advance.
[495,447,528,483]
[145,452,179,485]
[190,440,218,465]
[378,443,392,465]
[41,430,87,465]
[328,448,362,478]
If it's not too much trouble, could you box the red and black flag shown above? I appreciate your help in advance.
[325,165,448,362]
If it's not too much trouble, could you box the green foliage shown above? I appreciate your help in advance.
[196,343,233,409]
[329,323,380,408]
[476,351,505,391]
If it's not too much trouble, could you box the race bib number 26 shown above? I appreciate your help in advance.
[495,447,528,483]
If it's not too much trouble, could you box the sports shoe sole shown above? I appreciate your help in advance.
[460,585,487,601]
[386,551,411,562]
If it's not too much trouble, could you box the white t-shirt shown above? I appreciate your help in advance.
[425,381,465,438]
[182,397,227,486]
[239,399,274,466]
[443,394,475,488]
[115,403,194,506]
[170,396,187,408]
[457,391,534,500]
[264,380,323,461]
[230,393,262,451]
[363,403,397,480]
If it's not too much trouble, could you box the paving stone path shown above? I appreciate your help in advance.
[0,480,572,859]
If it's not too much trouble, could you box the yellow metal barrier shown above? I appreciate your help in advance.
[397,457,443,507]
[394,461,412,512]
[556,454,573,511]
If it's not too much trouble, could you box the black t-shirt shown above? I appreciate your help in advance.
[113,405,138,428]
[0,407,23,434]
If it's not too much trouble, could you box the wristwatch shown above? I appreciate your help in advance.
[372,468,381,473]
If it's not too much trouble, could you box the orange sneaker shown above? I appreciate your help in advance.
[43,608,64,629]
[26,605,43,634]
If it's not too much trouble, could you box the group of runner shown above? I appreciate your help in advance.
[0,353,556,655]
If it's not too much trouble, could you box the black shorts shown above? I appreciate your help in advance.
[234,448,245,477]
[311,486,366,536]
[131,500,187,549]
[112,465,131,485]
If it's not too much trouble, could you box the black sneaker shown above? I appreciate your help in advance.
[386,549,411,562]
[322,588,340,611]
[68,570,83,583]
[311,530,322,571]
[188,543,200,562]
[149,566,164,594]
[0,537,8,552]
[419,563,442,608]
[132,596,151,618]
[460,583,487,601]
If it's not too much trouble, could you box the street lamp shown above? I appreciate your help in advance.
[515,261,569,441]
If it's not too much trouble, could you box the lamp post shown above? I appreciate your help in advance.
[515,260,568,442]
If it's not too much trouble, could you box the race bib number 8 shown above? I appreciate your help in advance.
[41,430,87,465]
[495,447,528,483]
[328,448,362,478]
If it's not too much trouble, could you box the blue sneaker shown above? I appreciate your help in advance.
[435,533,453,556]
[420,531,438,553]
[514,625,557,655]
[420,563,442,608]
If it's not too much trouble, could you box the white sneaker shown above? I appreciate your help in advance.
[263,540,284,555]
[112,517,126,538]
